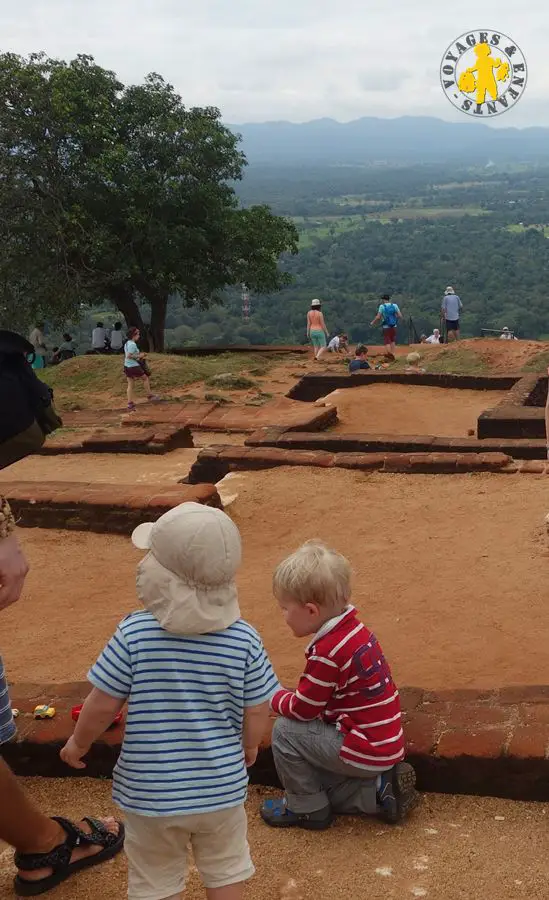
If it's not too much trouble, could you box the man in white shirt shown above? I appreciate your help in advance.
[425,329,441,344]
[499,327,516,340]
[441,287,463,342]
[91,322,107,353]
[109,322,125,352]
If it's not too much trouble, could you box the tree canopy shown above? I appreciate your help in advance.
[0,53,298,348]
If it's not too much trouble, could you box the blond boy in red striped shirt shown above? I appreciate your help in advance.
[261,541,417,830]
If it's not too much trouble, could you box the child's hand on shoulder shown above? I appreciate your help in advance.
[244,746,258,767]
[60,735,89,769]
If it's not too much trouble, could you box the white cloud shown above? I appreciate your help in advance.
[2,0,546,126]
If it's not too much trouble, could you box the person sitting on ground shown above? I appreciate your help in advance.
[425,328,441,344]
[348,344,371,372]
[61,502,279,900]
[499,326,517,340]
[327,333,350,355]
[405,352,425,373]
[108,321,125,353]
[53,333,77,364]
[0,498,124,896]
[260,540,416,832]
[91,322,107,353]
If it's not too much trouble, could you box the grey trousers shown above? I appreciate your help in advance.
[271,716,390,815]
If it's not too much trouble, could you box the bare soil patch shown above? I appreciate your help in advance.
[1,781,547,900]
[3,469,549,690]
[331,384,504,437]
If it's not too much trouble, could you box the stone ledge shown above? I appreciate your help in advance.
[4,682,549,800]
[245,430,549,459]
[188,447,513,483]
[42,424,194,455]
[287,372,521,403]
[4,481,220,534]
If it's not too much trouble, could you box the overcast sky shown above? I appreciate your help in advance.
[3,0,547,127]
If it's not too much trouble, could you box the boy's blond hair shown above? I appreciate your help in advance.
[273,540,352,611]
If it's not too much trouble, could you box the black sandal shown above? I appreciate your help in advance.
[13,815,125,896]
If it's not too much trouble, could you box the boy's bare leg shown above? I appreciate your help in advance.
[0,758,119,882]
[206,884,244,900]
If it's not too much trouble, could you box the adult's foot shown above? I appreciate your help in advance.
[16,817,121,889]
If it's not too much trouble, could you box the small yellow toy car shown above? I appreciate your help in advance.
[33,704,56,719]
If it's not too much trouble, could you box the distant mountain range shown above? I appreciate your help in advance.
[228,116,549,165]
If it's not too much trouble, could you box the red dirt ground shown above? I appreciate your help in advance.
[2,780,548,900]
[330,384,504,436]
[3,469,549,690]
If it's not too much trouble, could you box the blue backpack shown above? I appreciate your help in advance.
[381,303,398,328]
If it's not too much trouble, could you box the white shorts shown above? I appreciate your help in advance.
[124,804,254,900]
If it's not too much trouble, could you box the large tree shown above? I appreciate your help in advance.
[0,53,298,348]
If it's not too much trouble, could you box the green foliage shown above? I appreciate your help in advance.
[0,52,297,347]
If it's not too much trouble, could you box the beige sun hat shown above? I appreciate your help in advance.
[132,502,241,635]
[445,286,455,294]
[311,298,321,307]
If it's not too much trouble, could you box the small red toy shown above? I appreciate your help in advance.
[71,704,123,728]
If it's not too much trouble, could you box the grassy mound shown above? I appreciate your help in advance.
[40,352,275,410]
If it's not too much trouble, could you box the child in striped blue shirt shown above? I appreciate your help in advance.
[61,502,279,900]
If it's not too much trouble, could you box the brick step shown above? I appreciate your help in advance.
[4,481,220,534]
[188,446,514,484]
[42,424,193,455]
[246,430,549,459]
[5,682,549,801]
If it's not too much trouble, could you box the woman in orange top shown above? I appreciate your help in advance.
[307,299,329,360]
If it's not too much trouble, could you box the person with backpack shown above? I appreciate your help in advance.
[370,294,403,356]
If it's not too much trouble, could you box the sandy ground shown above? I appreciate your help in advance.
[0,434,248,486]
[3,469,549,689]
[331,385,505,437]
[1,780,548,899]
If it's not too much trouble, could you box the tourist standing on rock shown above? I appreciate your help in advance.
[441,287,463,342]
[370,294,402,356]
[307,299,329,360]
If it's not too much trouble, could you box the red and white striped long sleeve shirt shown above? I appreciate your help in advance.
[271,606,404,770]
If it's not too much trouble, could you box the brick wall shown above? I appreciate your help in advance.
[188,446,514,484]
[4,482,220,534]
[4,682,549,800]
[287,372,520,403]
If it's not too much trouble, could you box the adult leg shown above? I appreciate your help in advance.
[127,376,135,406]
[0,757,120,885]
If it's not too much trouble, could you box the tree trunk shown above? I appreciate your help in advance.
[108,287,150,352]
[149,294,167,352]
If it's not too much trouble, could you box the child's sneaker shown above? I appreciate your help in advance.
[377,762,417,824]
[127,401,136,412]
[260,797,332,831]
[147,394,161,403]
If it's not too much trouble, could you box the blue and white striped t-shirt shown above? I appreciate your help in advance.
[88,610,279,817]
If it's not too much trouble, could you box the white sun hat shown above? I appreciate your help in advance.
[445,286,455,294]
[132,502,241,635]
[311,298,321,307]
